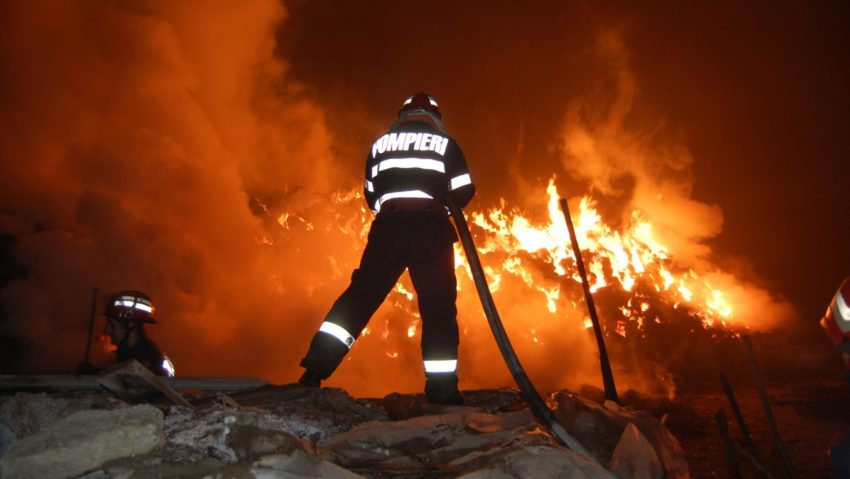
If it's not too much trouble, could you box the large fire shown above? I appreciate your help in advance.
[0,1,801,399]
[467,177,735,333]
[262,175,764,397]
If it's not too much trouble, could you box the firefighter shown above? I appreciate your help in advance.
[298,92,475,404]
[819,276,850,477]
[86,290,174,377]
[820,276,850,370]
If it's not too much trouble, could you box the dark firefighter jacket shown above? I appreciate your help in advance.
[117,335,169,376]
[364,120,475,212]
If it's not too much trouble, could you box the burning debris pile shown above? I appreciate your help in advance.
[262,176,789,398]
[0,383,689,479]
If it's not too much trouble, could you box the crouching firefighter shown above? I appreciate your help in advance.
[298,92,475,404]
[102,290,175,377]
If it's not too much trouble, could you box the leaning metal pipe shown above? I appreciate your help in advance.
[447,197,592,457]
[559,198,619,404]
[743,335,797,479]
[82,287,98,367]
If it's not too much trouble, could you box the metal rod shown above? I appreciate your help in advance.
[742,335,797,479]
[720,373,763,468]
[716,409,743,479]
[731,438,779,479]
[559,198,619,404]
[82,287,98,364]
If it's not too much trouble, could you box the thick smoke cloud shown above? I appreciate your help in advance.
[0,0,352,383]
[559,31,725,263]
[556,30,796,330]
[2,1,845,396]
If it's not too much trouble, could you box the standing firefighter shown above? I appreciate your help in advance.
[298,92,475,404]
[104,290,175,377]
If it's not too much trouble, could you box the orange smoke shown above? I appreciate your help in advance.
[0,0,349,380]
[0,2,794,398]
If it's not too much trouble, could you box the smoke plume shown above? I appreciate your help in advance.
[0,0,352,384]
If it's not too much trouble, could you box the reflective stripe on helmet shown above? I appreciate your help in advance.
[365,179,374,192]
[424,359,457,374]
[403,94,438,108]
[450,173,472,190]
[319,321,356,349]
[114,299,153,313]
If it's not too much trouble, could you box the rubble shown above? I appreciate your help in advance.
[0,404,164,479]
[0,384,690,478]
[610,423,664,479]
[553,390,690,478]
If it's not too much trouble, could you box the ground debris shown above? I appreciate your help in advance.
[552,390,690,478]
[0,404,164,479]
[0,385,687,478]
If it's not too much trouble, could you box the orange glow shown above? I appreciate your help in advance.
[463,177,737,331]
[0,1,799,399]
[283,163,799,398]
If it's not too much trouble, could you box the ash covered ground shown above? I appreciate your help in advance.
[1,325,848,479]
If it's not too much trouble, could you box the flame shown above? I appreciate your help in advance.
[268,175,761,395]
[307,176,741,347]
[466,177,736,332]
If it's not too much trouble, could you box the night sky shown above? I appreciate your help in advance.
[0,1,848,394]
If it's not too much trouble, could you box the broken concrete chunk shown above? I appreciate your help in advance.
[252,449,366,479]
[466,409,534,433]
[456,444,619,479]
[318,410,537,468]
[624,414,690,479]
[0,392,122,440]
[227,424,305,460]
[553,391,622,462]
[610,423,664,479]
[553,391,690,478]
[0,421,16,455]
[0,404,164,479]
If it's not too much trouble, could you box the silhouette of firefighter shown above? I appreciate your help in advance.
[298,92,475,404]
[820,276,850,478]
[820,276,850,371]
[79,290,174,377]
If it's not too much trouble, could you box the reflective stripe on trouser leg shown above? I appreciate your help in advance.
[319,321,356,349]
[300,218,408,379]
[408,227,459,375]
[424,359,457,374]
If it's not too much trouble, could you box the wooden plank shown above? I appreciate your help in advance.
[98,360,194,408]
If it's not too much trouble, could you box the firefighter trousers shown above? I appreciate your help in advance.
[301,210,459,379]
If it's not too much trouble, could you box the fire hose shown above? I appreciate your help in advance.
[447,198,592,457]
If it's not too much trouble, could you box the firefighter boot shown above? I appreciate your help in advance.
[425,374,463,405]
[298,331,350,387]
[298,369,323,387]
